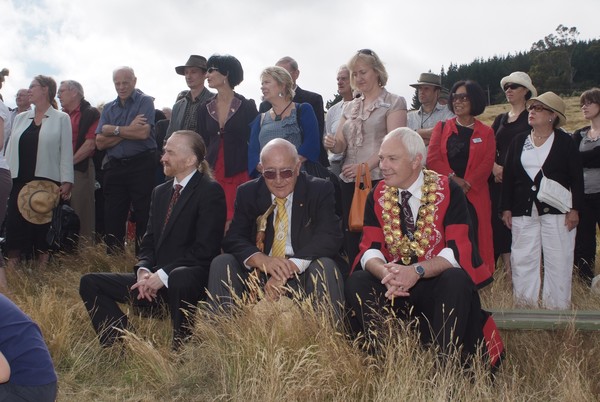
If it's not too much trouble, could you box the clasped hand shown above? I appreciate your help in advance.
[381,263,419,300]
[131,271,164,302]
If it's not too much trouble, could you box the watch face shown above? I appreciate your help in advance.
[415,265,425,277]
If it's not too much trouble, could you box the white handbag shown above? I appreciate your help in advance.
[537,174,572,213]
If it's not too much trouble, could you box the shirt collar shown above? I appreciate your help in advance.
[174,170,196,190]
[397,171,424,199]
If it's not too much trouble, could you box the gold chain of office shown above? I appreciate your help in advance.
[381,169,440,265]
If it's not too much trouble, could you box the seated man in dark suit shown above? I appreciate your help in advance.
[208,138,344,319]
[80,130,226,348]
[345,128,504,369]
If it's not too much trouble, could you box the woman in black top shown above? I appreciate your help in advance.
[490,72,536,274]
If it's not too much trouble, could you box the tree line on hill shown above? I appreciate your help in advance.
[431,25,600,109]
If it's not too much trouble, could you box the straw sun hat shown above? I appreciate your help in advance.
[17,180,60,225]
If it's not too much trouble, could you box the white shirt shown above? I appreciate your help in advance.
[360,171,460,269]
[521,132,554,181]
[138,169,197,287]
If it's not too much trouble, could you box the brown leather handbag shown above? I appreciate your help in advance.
[348,163,372,232]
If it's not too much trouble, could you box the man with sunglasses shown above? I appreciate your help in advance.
[166,55,214,140]
[208,138,345,321]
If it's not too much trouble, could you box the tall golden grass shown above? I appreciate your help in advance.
[3,97,600,401]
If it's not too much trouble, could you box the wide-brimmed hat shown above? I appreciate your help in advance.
[528,91,567,127]
[175,55,207,75]
[18,180,59,224]
[410,73,442,88]
[500,71,537,98]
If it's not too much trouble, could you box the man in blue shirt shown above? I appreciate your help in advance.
[96,66,157,253]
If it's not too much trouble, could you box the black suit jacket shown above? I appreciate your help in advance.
[135,170,226,274]
[223,172,343,265]
[259,86,328,166]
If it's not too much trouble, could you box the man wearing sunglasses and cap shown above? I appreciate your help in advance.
[407,72,454,146]
[207,138,345,321]
[166,55,214,140]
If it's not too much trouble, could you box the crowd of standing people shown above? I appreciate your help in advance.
[0,49,599,399]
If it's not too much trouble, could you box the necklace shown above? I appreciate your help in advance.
[272,101,293,121]
[455,118,475,128]
[381,169,440,265]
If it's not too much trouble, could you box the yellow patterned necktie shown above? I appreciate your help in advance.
[271,197,288,258]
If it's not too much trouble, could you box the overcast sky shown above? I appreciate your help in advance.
[2,0,599,111]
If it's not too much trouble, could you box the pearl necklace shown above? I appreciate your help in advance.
[381,169,440,265]
[456,118,475,128]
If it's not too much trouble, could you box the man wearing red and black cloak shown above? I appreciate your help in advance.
[345,127,503,369]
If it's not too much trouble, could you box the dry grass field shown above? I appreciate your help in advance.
[4,97,600,401]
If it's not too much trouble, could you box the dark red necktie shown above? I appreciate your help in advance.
[164,184,183,228]
[400,190,415,237]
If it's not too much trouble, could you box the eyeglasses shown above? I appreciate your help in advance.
[504,83,524,91]
[581,101,596,108]
[357,49,375,56]
[452,93,470,103]
[207,67,220,73]
[527,104,552,113]
[262,169,294,180]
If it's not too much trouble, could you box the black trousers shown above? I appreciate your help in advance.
[79,266,209,347]
[345,268,484,357]
[102,151,155,253]
[575,192,600,285]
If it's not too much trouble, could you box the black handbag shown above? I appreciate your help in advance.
[46,204,81,253]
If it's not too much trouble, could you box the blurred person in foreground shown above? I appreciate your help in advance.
[208,139,345,321]
[0,99,10,291]
[80,131,225,349]
[489,72,536,275]
[324,49,407,267]
[501,92,583,309]
[198,54,258,230]
[407,72,454,146]
[95,66,156,254]
[248,66,320,177]
[5,75,73,272]
[573,88,600,286]
[57,80,100,244]
[345,128,502,369]
[427,80,496,272]
[0,293,57,402]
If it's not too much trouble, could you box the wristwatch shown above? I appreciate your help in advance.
[113,126,120,136]
[414,264,425,279]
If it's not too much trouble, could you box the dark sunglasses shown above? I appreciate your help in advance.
[207,67,220,73]
[527,104,552,113]
[504,83,524,91]
[452,93,470,103]
[262,169,294,180]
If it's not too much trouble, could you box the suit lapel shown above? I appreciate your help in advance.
[159,171,201,247]
[290,173,307,247]
[257,179,276,253]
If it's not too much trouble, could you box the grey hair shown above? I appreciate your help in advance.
[276,56,298,72]
[113,66,136,79]
[260,138,299,164]
[383,127,426,167]
[60,80,84,98]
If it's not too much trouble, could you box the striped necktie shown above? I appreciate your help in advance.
[271,197,288,258]
[164,184,183,228]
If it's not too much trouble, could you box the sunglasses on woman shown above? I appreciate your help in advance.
[503,83,524,91]
[527,104,552,113]
[452,93,469,103]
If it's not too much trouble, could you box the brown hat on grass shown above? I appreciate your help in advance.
[18,180,59,224]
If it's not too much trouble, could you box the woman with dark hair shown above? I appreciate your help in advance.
[198,55,258,229]
[5,75,73,274]
[501,92,583,309]
[324,49,407,268]
[490,72,537,274]
[573,88,600,285]
[427,80,495,271]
